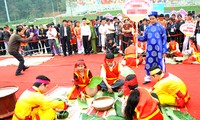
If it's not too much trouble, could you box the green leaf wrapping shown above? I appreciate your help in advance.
[114,100,124,118]
[88,76,102,88]
[161,107,196,120]
[161,107,172,120]
[77,97,88,109]
[106,115,125,120]
[57,111,69,119]
[81,113,104,120]
[173,110,195,120]
[102,91,115,98]
[118,91,123,97]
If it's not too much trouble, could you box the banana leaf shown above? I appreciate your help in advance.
[88,76,102,88]
[173,109,195,120]
[117,91,123,97]
[77,97,88,109]
[57,111,69,119]
[120,66,135,77]
[81,113,104,120]
[102,91,115,98]
[106,115,125,120]
[162,107,196,120]
[114,100,124,118]
[161,107,172,120]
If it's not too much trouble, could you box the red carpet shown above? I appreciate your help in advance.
[0,54,200,119]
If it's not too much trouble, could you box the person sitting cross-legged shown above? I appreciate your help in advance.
[99,52,124,93]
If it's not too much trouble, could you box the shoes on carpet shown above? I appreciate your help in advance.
[23,66,29,71]
[16,72,24,76]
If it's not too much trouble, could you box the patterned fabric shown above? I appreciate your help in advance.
[138,22,167,76]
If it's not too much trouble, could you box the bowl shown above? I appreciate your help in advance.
[92,96,114,111]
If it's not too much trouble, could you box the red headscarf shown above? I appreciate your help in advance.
[104,52,114,64]
[74,59,87,68]
[124,74,138,96]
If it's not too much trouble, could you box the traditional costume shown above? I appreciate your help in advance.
[100,53,124,92]
[167,40,183,57]
[70,25,77,54]
[12,79,68,120]
[74,25,84,54]
[183,38,200,64]
[138,11,167,83]
[68,60,93,100]
[123,44,143,67]
[123,74,164,120]
[151,68,190,107]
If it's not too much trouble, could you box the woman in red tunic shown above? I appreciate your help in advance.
[123,74,164,120]
[68,59,93,100]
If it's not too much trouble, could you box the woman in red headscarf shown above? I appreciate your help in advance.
[68,59,97,100]
[123,74,163,120]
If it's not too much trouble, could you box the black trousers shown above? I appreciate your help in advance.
[61,36,72,55]
[0,41,6,55]
[9,51,26,74]
[82,36,90,54]
[122,36,131,53]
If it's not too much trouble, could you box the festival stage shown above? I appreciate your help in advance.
[0,54,199,119]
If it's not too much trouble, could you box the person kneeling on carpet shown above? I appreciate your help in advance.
[12,75,69,120]
[167,38,183,58]
[150,66,190,107]
[106,39,119,54]
[99,52,124,93]
[122,42,143,68]
[182,37,200,64]
[68,59,98,100]
[122,74,164,120]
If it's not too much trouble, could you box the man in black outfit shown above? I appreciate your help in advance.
[59,20,72,56]
[8,27,34,76]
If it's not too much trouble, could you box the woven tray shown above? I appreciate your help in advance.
[92,96,114,111]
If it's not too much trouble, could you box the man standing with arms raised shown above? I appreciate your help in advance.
[8,26,34,76]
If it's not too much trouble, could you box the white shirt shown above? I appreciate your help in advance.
[106,23,115,34]
[64,26,67,36]
[99,24,108,36]
[46,28,57,39]
[81,24,91,38]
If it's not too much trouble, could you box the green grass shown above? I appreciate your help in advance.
[1,5,200,28]
[164,5,200,13]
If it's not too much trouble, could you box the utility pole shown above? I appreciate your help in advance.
[51,0,55,16]
[51,0,56,24]
[4,0,10,22]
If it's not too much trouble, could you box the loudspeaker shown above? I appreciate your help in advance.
[97,16,103,20]
[188,11,195,15]
[192,11,196,15]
